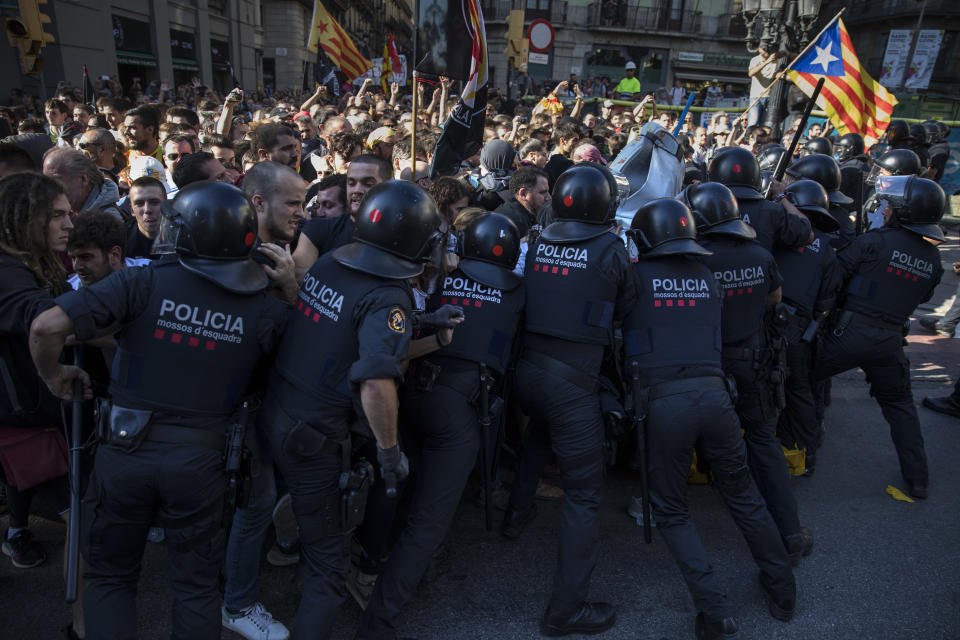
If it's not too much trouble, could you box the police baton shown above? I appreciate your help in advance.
[765,77,826,200]
[478,363,494,532]
[629,361,652,545]
[65,348,84,604]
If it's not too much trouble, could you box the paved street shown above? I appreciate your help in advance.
[4,237,960,640]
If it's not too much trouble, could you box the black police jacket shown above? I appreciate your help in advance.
[696,236,782,346]
[430,269,525,375]
[622,256,723,374]
[524,232,631,347]
[57,261,287,422]
[837,227,943,326]
[271,252,413,428]
[738,198,813,253]
[773,229,842,320]
[0,252,61,427]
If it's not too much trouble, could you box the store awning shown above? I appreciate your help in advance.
[117,51,157,67]
[172,57,199,71]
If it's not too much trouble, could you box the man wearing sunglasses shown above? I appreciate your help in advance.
[78,127,120,184]
[163,134,197,177]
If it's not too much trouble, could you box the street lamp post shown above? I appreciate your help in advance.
[740,0,821,139]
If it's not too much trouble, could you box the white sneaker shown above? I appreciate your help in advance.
[222,602,290,640]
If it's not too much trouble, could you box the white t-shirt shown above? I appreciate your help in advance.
[670,86,685,106]
[750,55,778,99]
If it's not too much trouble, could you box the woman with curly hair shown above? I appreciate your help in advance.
[0,172,73,573]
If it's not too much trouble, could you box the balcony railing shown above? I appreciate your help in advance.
[586,3,705,34]
[843,0,960,23]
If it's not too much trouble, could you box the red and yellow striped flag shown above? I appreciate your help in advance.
[307,1,372,81]
[786,17,897,146]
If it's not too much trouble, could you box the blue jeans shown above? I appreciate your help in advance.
[748,97,768,127]
[223,416,278,611]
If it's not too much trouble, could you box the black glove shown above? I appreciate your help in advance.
[414,305,465,331]
[376,444,410,498]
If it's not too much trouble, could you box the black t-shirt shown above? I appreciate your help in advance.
[126,225,155,260]
[544,154,574,191]
[300,214,355,259]
[495,199,536,238]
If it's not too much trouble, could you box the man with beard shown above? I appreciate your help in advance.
[68,211,149,290]
[123,106,162,163]
[293,155,391,280]
[306,174,347,220]
[252,123,300,171]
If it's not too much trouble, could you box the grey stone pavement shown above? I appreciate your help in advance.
[4,231,960,640]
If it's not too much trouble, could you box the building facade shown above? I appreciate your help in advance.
[484,0,753,98]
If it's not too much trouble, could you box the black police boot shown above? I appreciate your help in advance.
[758,572,796,621]
[694,612,741,640]
[501,503,537,539]
[802,447,816,477]
[784,526,814,566]
[905,480,928,500]
[539,602,616,637]
[922,395,960,420]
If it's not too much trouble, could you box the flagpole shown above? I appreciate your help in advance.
[732,8,846,126]
[409,0,420,182]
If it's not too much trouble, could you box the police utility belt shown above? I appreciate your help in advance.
[95,400,226,452]
[830,309,904,336]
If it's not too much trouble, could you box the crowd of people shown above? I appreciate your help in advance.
[0,69,955,640]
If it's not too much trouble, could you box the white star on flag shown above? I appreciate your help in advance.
[811,43,839,73]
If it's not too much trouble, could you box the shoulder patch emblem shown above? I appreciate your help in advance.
[388,307,406,333]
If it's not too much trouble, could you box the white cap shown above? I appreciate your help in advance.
[129,155,171,191]
[625,61,637,70]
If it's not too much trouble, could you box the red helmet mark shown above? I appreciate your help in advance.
[492,244,504,256]
[732,164,742,173]
[369,208,382,223]
[244,232,255,246]
[679,217,688,227]
[563,195,574,207]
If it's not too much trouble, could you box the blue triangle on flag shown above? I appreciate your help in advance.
[790,20,845,76]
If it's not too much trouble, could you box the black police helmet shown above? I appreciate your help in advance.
[629,198,710,259]
[333,180,445,279]
[921,122,941,144]
[879,175,946,242]
[708,146,763,200]
[887,119,911,146]
[936,120,950,139]
[760,170,773,195]
[457,212,522,291]
[804,137,833,157]
[680,182,755,240]
[784,180,839,233]
[877,148,922,176]
[552,162,618,223]
[834,132,865,162]
[785,154,853,206]
[757,143,788,172]
[169,181,268,294]
[541,162,618,243]
[909,124,927,145]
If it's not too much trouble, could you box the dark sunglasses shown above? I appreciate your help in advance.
[77,142,101,150]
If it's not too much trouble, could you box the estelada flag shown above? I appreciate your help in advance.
[430,0,487,177]
[786,16,897,146]
[307,1,372,81]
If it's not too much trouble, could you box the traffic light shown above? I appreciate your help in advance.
[5,0,55,74]
[503,9,528,72]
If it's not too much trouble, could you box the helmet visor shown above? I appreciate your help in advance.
[152,205,182,255]
[875,175,910,202]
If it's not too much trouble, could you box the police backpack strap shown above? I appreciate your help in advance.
[522,350,597,392]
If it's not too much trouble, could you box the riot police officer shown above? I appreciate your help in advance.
[772,181,843,474]
[863,149,923,231]
[356,213,525,639]
[685,183,813,564]
[885,119,912,150]
[708,147,813,252]
[834,133,869,230]
[623,197,796,640]
[758,143,788,172]
[29,181,289,639]
[815,177,946,499]
[260,180,447,639]
[514,163,636,636]
[785,154,855,248]
[922,121,949,182]
[908,124,930,168]
[803,136,833,157]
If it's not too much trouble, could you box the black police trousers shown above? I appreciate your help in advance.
[723,355,801,540]
[777,340,819,453]
[514,358,605,616]
[814,322,928,485]
[261,394,350,640]
[646,377,795,621]
[81,439,226,640]
[358,376,481,639]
